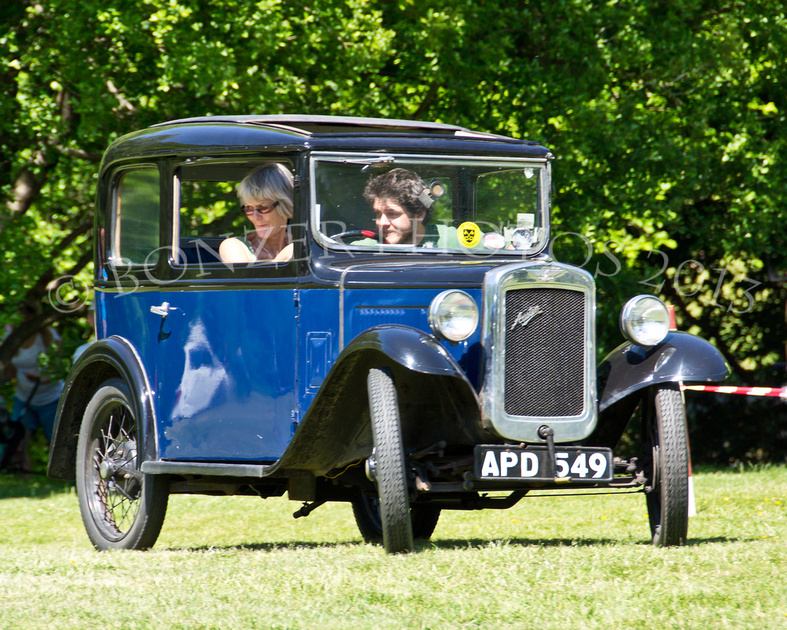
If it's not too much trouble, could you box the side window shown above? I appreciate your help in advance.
[174,161,294,267]
[176,168,244,265]
[111,167,160,266]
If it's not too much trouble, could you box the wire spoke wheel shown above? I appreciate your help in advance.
[89,402,140,536]
[76,378,168,550]
[367,367,414,553]
[643,384,689,547]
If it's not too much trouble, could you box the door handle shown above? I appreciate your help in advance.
[150,302,177,318]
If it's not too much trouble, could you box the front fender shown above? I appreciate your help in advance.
[340,323,471,377]
[267,325,485,477]
[47,336,158,480]
[598,331,730,413]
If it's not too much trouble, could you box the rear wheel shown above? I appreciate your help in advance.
[367,367,413,553]
[76,378,169,550]
[351,492,440,542]
[644,384,689,547]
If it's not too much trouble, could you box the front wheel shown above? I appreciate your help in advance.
[76,378,169,550]
[643,384,689,547]
[367,367,413,553]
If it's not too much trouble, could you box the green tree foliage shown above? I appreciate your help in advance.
[1,0,785,460]
[0,0,396,362]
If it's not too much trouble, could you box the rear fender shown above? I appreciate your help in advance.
[47,336,157,480]
[268,325,485,477]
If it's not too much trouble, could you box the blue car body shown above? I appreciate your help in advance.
[48,115,729,551]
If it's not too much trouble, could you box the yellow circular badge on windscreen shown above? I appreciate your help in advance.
[458,221,482,248]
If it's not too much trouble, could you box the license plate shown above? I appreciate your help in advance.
[474,445,613,482]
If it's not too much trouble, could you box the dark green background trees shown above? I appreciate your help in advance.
[2,0,785,463]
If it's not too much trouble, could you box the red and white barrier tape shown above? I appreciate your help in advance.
[681,384,787,398]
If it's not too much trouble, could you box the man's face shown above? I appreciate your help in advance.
[373,197,424,244]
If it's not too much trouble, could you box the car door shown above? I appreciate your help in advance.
[153,158,300,463]
[150,282,297,463]
[101,158,299,464]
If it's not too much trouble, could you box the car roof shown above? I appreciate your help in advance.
[153,114,470,137]
[101,115,550,170]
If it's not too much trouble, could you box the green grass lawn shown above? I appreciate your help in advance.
[0,466,785,629]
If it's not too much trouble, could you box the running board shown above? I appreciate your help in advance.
[141,461,272,477]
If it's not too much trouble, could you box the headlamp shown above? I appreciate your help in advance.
[619,295,670,347]
[428,290,479,343]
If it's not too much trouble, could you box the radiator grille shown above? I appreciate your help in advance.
[504,288,586,417]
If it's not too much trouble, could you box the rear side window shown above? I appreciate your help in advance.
[110,167,160,266]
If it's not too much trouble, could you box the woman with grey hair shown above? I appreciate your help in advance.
[220,163,294,263]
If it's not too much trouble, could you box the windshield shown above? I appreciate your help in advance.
[311,153,549,256]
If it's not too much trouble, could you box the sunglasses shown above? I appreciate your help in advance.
[241,201,280,216]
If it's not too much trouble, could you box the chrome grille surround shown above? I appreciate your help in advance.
[480,261,597,443]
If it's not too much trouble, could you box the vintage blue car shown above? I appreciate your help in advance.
[48,115,728,552]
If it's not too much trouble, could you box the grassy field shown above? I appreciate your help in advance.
[0,466,785,630]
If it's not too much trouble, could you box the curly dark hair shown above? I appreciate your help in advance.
[363,168,433,223]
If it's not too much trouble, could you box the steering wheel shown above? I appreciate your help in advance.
[331,229,378,243]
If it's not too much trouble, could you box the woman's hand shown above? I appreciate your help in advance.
[272,243,294,262]
[219,237,256,263]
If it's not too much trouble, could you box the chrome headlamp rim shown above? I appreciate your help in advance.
[428,290,479,343]
[619,295,670,347]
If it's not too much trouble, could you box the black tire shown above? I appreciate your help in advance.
[644,384,689,547]
[367,367,413,553]
[76,378,169,550]
[351,492,441,542]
